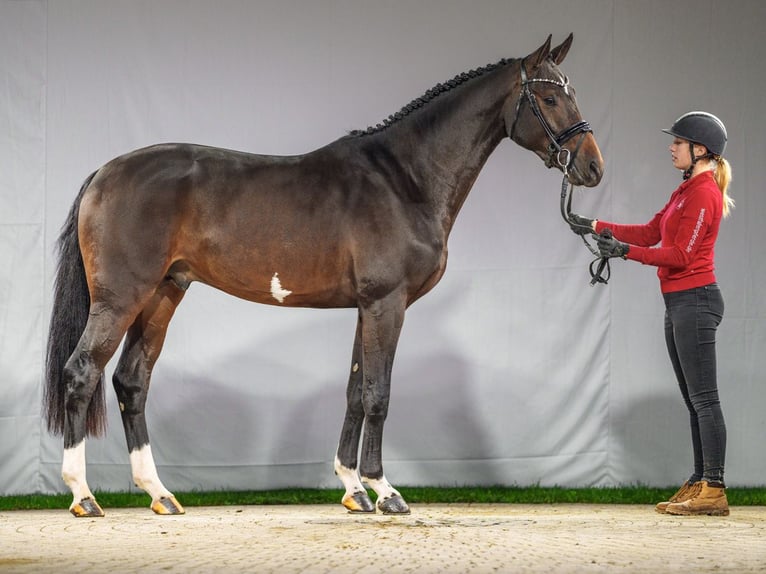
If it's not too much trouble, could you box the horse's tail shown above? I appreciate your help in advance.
[44,171,106,438]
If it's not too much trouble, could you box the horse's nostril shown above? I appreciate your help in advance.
[589,160,603,182]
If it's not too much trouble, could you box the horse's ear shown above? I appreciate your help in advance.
[549,33,574,65]
[527,34,552,70]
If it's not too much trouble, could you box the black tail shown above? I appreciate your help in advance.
[44,171,106,437]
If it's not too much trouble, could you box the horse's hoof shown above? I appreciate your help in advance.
[70,497,105,518]
[377,494,411,515]
[342,491,375,513]
[151,495,185,515]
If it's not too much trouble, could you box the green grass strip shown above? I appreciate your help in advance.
[2,486,765,511]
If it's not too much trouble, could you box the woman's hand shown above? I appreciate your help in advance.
[597,229,630,259]
[568,213,595,236]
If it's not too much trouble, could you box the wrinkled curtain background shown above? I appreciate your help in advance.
[1,0,764,495]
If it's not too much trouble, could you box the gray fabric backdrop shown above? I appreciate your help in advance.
[1,0,764,495]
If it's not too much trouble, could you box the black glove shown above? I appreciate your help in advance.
[597,229,630,259]
[568,213,595,236]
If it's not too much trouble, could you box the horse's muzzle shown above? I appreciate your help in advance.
[570,158,604,187]
[568,134,604,187]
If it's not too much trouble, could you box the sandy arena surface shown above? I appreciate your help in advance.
[1,503,765,573]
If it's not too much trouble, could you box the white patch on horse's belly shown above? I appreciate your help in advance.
[270,272,292,303]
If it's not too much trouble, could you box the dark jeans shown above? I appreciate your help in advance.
[663,283,726,484]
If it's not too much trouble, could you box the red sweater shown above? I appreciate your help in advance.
[595,170,722,294]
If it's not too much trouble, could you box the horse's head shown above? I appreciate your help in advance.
[506,34,604,187]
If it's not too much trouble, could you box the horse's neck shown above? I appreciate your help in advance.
[381,63,518,227]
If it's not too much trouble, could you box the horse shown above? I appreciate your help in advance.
[44,33,604,517]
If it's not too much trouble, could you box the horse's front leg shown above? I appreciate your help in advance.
[335,315,375,512]
[358,295,410,515]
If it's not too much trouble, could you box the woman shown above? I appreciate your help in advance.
[570,111,733,516]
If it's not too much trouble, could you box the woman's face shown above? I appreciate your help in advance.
[669,138,692,171]
[669,138,707,171]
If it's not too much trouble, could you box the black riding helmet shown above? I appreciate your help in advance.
[662,111,728,180]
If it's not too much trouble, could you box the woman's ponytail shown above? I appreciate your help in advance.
[714,156,734,217]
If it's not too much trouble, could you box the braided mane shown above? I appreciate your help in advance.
[349,57,515,137]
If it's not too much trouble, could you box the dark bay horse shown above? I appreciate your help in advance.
[44,34,603,517]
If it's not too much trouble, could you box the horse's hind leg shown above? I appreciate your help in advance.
[335,316,375,513]
[62,305,138,517]
[112,280,186,515]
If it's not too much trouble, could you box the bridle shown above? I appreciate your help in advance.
[509,60,592,172]
[510,58,611,286]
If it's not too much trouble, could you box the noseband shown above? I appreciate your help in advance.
[510,60,611,286]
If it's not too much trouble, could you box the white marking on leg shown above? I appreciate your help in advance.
[62,441,95,504]
[363,475,401,503]
[334,455,366,499]
[270,273,292,303]
[129,445,173,502]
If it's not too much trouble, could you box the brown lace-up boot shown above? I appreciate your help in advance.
[655,480,698,514]
[665,480,729,516]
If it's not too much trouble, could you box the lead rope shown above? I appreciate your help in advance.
[559,134,611,286]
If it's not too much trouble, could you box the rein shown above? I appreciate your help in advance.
[510,59,610,286]
[560,173,611,286]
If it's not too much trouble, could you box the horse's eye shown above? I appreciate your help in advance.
[543,96,556,106]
